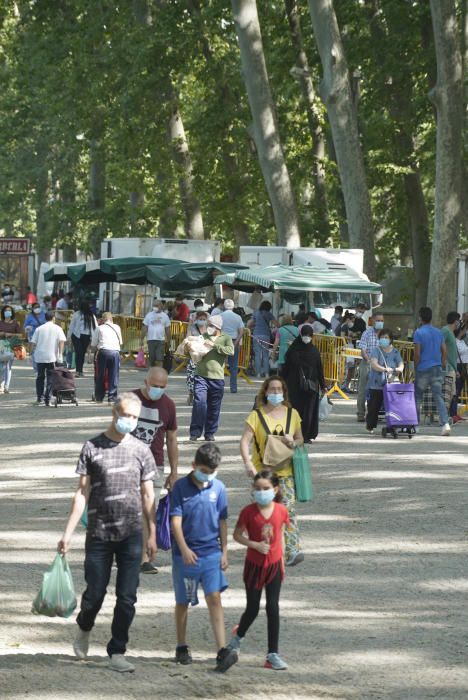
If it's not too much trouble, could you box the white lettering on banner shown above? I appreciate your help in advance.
[0,238,30,254]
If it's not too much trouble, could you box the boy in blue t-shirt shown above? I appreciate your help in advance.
[170,443,238,673]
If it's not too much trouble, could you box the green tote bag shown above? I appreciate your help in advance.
[293,446,314,502]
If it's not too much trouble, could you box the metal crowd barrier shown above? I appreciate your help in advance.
[312,334,348,398]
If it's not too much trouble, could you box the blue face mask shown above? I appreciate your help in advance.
[379,337,391,348]
[253,489,275,506]
[267,393,283,406]
[374,321,384,330]
[4,310,12,319]
[115,416,138,435]
[148,386,165,401]
[194,469,217,483]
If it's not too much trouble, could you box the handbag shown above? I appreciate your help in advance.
[299,367,319,394]
[0,339,13,362]
[156,494,172,551]
[293,446,313,502]
[135,349,147,368]
[319,394,332,421]
[253,408,294,469]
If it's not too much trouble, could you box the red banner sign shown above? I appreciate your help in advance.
[0,238,30,255]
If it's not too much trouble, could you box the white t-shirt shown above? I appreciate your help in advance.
[31,322,67,363]
[143,310,171,341]
[91,322,122,351]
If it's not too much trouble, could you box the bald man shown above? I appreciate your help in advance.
[132,367,179,573]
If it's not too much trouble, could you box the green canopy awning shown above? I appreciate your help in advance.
[44,257,186,285]
[116,261,248,291]
[215,264,382,294]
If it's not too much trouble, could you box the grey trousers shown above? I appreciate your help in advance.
[357,360,369,418]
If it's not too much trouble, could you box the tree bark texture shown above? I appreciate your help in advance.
[232,0,301,247]
[167,100,204,240]
[284,0,330,243]
[427,0,464,324]
[307,0,375,277]
[89,136,106,257]
[366,0,431,310]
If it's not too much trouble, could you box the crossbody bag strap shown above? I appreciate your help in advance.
[252,407,271,459]
[285,406,292,434]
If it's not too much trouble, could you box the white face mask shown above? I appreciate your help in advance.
[301,336,312,344]
[207,326,217,336]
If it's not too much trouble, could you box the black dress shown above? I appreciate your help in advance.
[282,339,325,441]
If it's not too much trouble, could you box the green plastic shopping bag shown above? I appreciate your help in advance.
[32,554,77,618]
[293,446,314,502]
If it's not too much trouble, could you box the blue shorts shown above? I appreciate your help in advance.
[172,551,228,606]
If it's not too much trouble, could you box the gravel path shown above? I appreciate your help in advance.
[1,361,467,700]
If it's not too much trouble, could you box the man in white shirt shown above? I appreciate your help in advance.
[140,299,171,367]
[91,312,123,403]
[220,300,245,393]
[55,292,72,321]
[31,311,67,406]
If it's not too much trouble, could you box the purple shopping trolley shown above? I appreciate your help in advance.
[382,382,418,439]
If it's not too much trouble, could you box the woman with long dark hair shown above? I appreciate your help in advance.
[281,326,326,443]
[67,301,97,377]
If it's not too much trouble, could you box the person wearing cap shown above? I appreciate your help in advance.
[189,315,234,442]
[220,300,244,394]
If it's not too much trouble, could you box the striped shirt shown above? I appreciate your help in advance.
[76,433,156,541]
[358,328,379,360]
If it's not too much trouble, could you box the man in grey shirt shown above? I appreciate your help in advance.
[58,393,157,673]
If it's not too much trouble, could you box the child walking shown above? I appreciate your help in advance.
[170,443,238,673]
[227,469,290,670]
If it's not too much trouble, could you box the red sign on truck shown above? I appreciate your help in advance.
[0,238,30,255]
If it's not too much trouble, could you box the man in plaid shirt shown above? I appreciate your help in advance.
[356,311,385,421]
[58,393,157,673]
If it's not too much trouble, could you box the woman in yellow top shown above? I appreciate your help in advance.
[240,376,305,567]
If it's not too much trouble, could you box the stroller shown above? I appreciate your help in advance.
[381,382,418,439]
[49,366,78,407]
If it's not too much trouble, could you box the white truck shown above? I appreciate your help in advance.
[237,246,380,320]
[457,251,468,315]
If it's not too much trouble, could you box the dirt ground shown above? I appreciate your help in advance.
[0,360,467,700]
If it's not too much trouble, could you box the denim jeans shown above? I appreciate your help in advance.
[190,375,224,439]
[95,349,120,402]
[1,359,13,390]
[76,532,142,657]
[253,335,270,376]
[227,345,240,392]
[415,366,449,425]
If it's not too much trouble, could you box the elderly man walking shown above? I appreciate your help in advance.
[91,311,123,404]
[189,315,234,442]
[132,366,179,573]
[31,311,66,406]
[57,393,157,673]
[141,299,171,368]
[356,310,384,422]
[220,300,244,393]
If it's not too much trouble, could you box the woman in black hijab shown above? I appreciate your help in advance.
[282,325,326,442]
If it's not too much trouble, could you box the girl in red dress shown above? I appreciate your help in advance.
[227,469,290,670]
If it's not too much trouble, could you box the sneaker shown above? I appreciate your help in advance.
[357,416,365,423]
[3,387,9,394]
[214,646,238,673]
[441,423,451,436]
[73,629,90,660]
[175,645,192,665]
[140,561,159,574]
[452,415,466,424]
[109,654,135,673]
[366,428,374,435]
[189,436,199,442]
[264,652,288,671]
[204,436,215,442]
[285,551,305,567]
[226,633,242,651]
[34,400,46,406]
